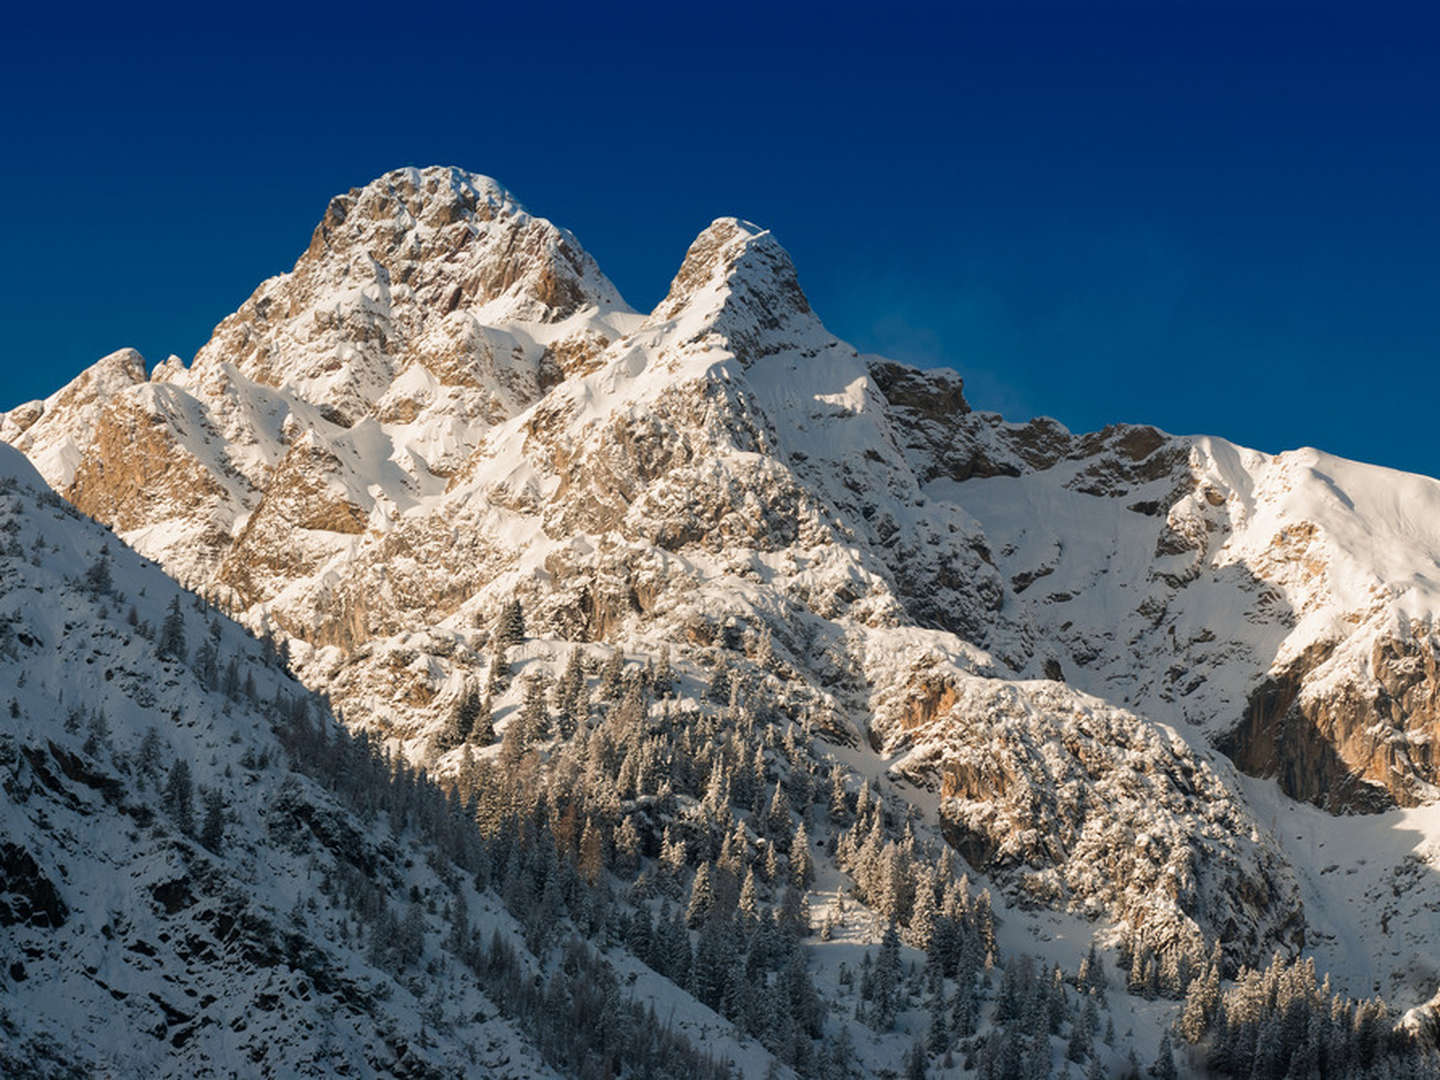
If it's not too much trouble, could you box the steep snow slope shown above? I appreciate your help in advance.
[7,166,1440,1019]
[0,444,560,1076]
[944,439,1440,811]
[0,444,763,1079]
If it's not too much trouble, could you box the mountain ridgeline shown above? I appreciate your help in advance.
[5,166,1440,1077]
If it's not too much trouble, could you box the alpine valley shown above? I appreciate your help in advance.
[4,165,1440,1078]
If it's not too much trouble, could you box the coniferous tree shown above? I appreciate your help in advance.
[157,595,187,663]
[909,865,938,952]
[578,817,606,885]
[496,598,526,646]
[653,645,675,697]
[927,985,949,1055]
[791,820,813,888]
[755,626,776,671]
[163,759,194,833]
[738,867,761,925]
[82,708,110,757]
[136,726,165,785]
[434,702,464,753]
[598,650,624,702]
[486,643,509,697]
[193,637,219,692]
[764,840,782,884]
[84,551,113,595]
[871,923,903,1031]
[200,787,225,852]
[521,674,551,741]
[1150,1031,1177,1079]
[686,862,717,928]
[828,763,850,822]
[452,686,482,744]
[470,694,496,745]
[499,710,531,768]
[707,656,734,704]
[1180,954,1218,1044]
[613,815,641,875]
[767,781,791,840]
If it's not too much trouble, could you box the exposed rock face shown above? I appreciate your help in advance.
[0,843,69,929]
[11,165,1440,977]
[1221,628,1440,810]
[873,655,1303,970]
[0,347,147,488]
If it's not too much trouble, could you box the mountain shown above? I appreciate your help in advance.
[6,165,1440,1076]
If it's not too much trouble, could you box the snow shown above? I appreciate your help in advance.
[1238,772,1440,1008]
[7,163,1440,1073]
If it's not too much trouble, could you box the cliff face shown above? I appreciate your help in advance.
[9,166,1440,985]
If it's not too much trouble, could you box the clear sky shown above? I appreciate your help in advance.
[5,2,1438,475]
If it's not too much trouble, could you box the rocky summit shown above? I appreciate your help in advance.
[5,165,1440,1078]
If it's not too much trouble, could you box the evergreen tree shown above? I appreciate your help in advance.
[1180,954,1219,1043]
[84,551,113,595]
[469,694,496,745]
[909,865,938,952]
[82,708,111,758]
[827,767,851,825]
[200,787,225,852]
[1067,1006,1093,1063]
[521,674,550,741]
[707,656,734,704]
[738,867,761,925]
[614,815,641,875]
[486,644,509,697]
[136,726,165,784]
[498,710,531,768]
[755,626,776,671]
[495,598,525,646]
[767,781,791,839]
[453,687,482,743]
[791,820,813,888]
[434,702,464,753]
[903,1040,928,1080]
[598,650,624,701]
[578,817,606,885]
[162,759,194,833]
[686,862,717,928]
[871,923,903,1030]
[927,986,949,1054]
[1149,1032,1177,1080]
[653,645,674,697]
[764,841,782,884]
[157,596,186,663]
[193,637,219,692]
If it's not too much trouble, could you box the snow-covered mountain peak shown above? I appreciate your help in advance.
[160,163,632,431]
[644,217,820,365]
[0,346,148,489]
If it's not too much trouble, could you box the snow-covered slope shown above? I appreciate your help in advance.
[0,444,756,1078]
[8,165,1440,1071]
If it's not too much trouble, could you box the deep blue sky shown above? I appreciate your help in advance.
[5,3,1439,475]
